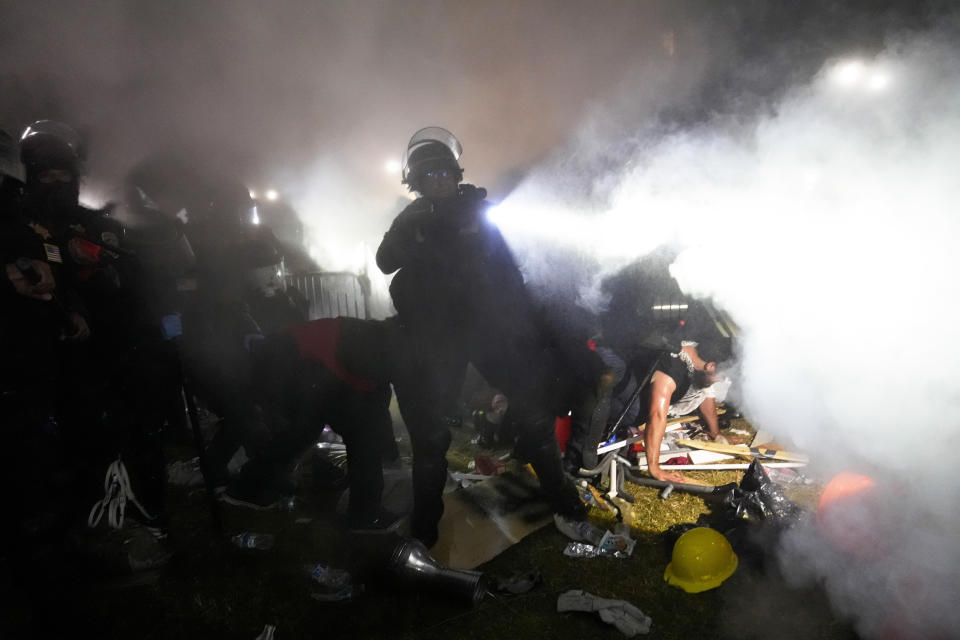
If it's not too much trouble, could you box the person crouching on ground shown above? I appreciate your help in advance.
[223,316,399,529]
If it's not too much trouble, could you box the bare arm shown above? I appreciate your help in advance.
[644,371,688,484]
[699,396,721,439]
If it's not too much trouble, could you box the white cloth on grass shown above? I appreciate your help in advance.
[557,589,652,637]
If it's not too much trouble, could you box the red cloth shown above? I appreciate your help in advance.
[555,415,571,452]
[474,455,505,476]
[286,318,378,392]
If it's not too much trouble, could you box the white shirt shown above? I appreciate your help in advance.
[667,376,732,417]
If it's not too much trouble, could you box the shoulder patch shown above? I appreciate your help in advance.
[28,222,51,240]
[44,243,63,263]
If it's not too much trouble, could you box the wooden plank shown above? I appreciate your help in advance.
[674,439,809,463]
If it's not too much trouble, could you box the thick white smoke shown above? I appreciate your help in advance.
[493,30,960,638]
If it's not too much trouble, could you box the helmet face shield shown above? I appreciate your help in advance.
[402,126,463,185]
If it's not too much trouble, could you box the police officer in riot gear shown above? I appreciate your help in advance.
[19,121,128,338]
[20,121,124,250]
[18,121,174,542]
[378,127,587,547]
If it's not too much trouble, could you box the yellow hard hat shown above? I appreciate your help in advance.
[664,527,738,594]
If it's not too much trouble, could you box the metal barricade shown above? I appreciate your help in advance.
[285,271,369,320]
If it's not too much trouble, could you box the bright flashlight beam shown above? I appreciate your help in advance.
[831,60,865,86]
[868,72,890,91]
[385,159,401,174]
[265,189,279,201]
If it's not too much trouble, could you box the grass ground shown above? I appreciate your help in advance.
[2,416,859,639]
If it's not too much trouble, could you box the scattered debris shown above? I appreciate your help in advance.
[597,529,636,558]
[474,454,506,476]
[559,520,636,559]
[675,438,809,463]
[306,563,357,602]
[554,514,605,546]
[310,589,355,602]
[389,537,488,605]
[563,542,600,558]
[307,563,352,590]
[493,568,542,594]
[450,471,494,488]
[166,457,204,487]
[230,532,275,550]
[254,623,276,640]
[557,589,651,637]
[712,459,803,521]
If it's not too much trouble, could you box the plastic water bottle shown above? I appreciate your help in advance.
[579,480,595,505]
[555,514,605,546]
[231,532,275,550]
[574,521,605,547]
[306,563,352,589]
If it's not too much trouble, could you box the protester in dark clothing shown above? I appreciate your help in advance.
[224,316,397,528]
[563,343,626,472]
[565,339,723,483]
[157,177,304,483]
[638,342,722,484]
[122,165,306,489]
[377,127,587,547]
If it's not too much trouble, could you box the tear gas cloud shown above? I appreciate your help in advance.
[494,27,960,638]
[0,0,687,275]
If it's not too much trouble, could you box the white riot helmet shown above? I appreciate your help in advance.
[401,126,463,190]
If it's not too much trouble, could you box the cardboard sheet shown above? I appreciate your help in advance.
[430,468,554,570]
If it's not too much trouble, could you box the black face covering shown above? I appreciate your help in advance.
[27,179,80,225]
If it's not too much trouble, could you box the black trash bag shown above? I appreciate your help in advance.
[662,463,806,570]
[713,459,802,521]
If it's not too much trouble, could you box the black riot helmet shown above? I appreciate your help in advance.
[19,120,85,180]
[19,120,86,217]
[401,126,464,192]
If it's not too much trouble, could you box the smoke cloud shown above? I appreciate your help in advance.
[3,2,958,635]
[494,18,960,640]
[0,0,691,274]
